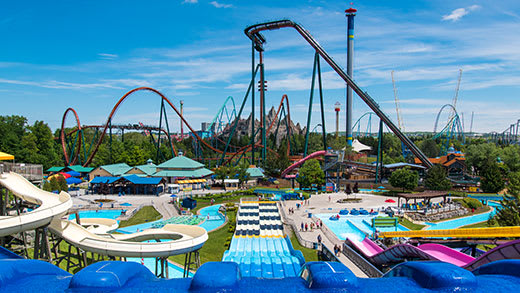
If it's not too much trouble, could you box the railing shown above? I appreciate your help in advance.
[0,162,43,182]
[342,243,383,278]
[278,202,316,249]
[319,244,340,262]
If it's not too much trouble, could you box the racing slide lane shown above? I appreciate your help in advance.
[0,172,72,237]
[349,237,520,270]
[281,150,327,178]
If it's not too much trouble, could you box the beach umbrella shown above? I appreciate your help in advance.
[59,172,72,179]
[66,177,82,184]
[66,170,81,177]
[170,194,177,198]
[385,199,396,203]
[0,151,14,161]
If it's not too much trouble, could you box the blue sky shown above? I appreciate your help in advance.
[1,0,520,133]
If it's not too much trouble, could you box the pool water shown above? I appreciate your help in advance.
[197,204,225,231]
[425,209,496,230]
[68,209,124,220]
[315,214,408,241]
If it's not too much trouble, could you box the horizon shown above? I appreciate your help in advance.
[1,0,519,134]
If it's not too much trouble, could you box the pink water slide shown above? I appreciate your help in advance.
[348,237,520,270]
[281,150,327,178]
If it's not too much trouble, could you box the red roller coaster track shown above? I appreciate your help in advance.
[61,87,294,167]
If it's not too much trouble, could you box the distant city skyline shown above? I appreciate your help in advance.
[1,0,519,134]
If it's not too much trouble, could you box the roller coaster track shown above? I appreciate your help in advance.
[221,94,293,165]
[244,20,433,168]
[203,96,237,138]
[61,88,293,167]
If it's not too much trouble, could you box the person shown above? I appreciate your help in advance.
[333,244,338,256]
[353,182,359,194]
[336,244,342,256]
[305,223,308,231]
[328,195,331,202]
[346,184,352,195]
[317,234,322,245]
[301,222,304,231]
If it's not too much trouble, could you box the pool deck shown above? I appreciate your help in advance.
[283,191,407,278]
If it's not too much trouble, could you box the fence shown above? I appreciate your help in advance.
[341,243,383,278]
[0,162,43,182]
[278,202,316,249]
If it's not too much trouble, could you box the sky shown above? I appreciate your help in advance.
[1,0,520,134]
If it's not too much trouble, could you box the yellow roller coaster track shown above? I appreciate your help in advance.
[380,226,520,238]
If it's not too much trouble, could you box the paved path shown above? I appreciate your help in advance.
[282,191,406,278]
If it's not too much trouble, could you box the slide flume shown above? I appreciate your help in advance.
[0,171,208,258]
[281,150,327,178]
[348,236,520,270]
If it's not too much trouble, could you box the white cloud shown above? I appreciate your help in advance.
[98,53,118,60]
[182,0,198,3]
[210,1,233,8]
[442,5,480,22]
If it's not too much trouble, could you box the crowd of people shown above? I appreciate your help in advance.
[300,219,323,232]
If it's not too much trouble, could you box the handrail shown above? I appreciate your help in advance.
[342,243,383,278]
[244,20,432,168]
[278,202,316,249]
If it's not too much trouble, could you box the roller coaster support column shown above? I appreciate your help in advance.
[259,49,267,165]
[345,7,357,147]
[251,41,256,165]
[375,119,383,183]
[304,53,328,157]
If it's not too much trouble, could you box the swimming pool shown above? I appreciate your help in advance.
[68,209,124,220]
[315,214,408,241]
[425,209,496,230]
[127,256,193,278]
[468,194,511,201]
[197,204,225,231]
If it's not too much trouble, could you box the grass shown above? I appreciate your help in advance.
[460,220,498,229]
[118,206,162,228]
[398,217,425,230]
[288,230,318,262]
[169,210,236,266]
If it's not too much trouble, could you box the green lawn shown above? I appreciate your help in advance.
[289,230,318,262]
[118,206,162,228]
[399,217,425,230]
[460,221,497,229]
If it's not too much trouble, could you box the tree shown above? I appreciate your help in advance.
[49,177,59,192]
[501,145,520,172]
[264,143,290,177]
[424,164,452,191]
[419,139,440,158]
[236,163,250,188]
[465,143,499,175]
[296,159,324,188]
[480,162,505,193]
[56,175,68,192]
[389,167,418,192]
[508,171,520,196]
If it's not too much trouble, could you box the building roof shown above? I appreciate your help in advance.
[131,163,157,176]
[224,179,240,183]
[90,176,124,184]
[397,190,449,199]
[157,155,204,170]
[123,174,163,185]
[247,167,265,178]
[383,163,426,170]
[154,168,213,178]
[98,163,132,176]
[68,165,95,173]
[47,166,65,172]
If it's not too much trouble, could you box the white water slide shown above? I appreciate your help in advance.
[0,172,208,257]
[0,172,72,237]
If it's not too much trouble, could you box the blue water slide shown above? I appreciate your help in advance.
[270,256,285,278]
[240,256,252,276]
[251,255,263,277]
[261,256,274,278]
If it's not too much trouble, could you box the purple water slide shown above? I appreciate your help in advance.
[348,237,520,270]
[464,239,520,271]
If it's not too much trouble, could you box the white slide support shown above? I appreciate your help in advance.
[0,171,209,258]
[0,172,72,237]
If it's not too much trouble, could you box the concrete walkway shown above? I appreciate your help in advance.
[282,191,406,278]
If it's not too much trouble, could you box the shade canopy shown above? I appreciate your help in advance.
[385,199,396,203]
[66,177,82,185]
[0,151,14,161]
[66,170,81,177]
